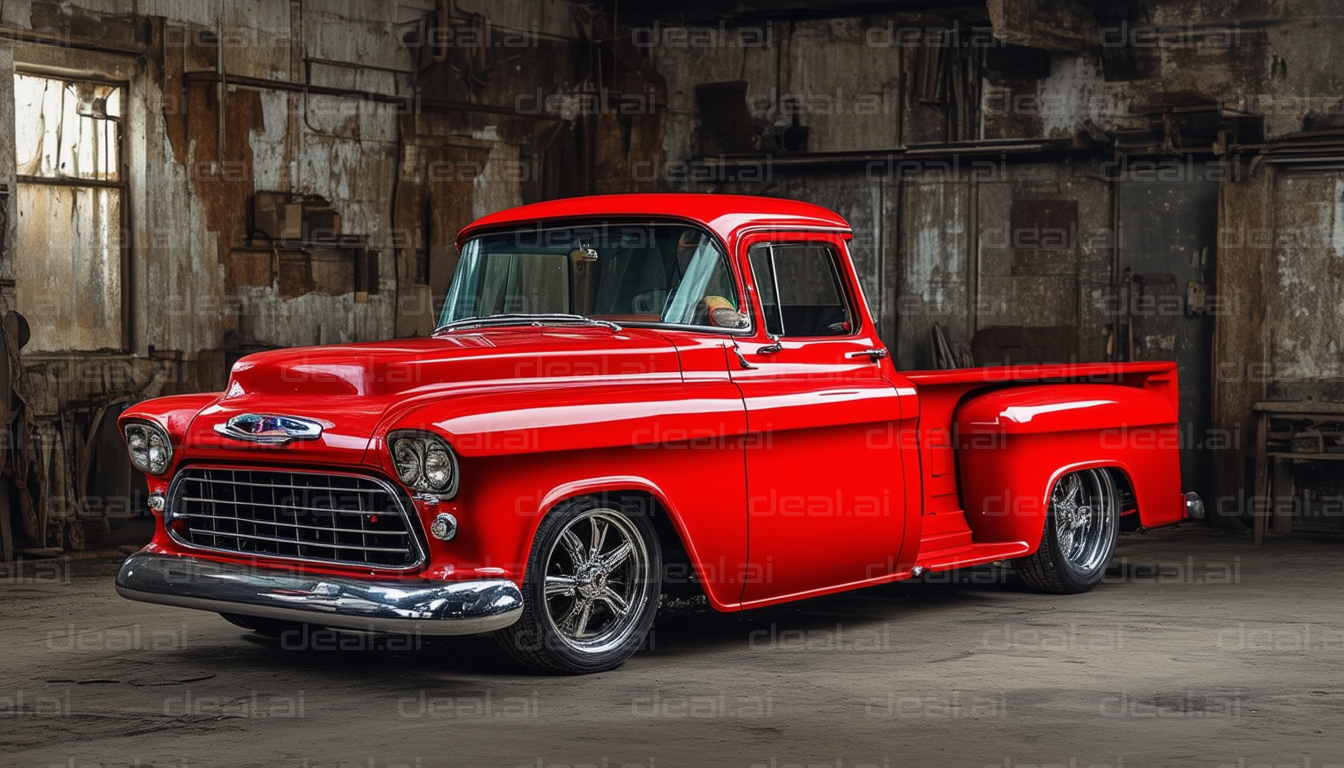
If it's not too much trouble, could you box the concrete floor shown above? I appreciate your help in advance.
[2,526,1342,768]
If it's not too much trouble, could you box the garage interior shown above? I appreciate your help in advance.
[2,0,1343,765]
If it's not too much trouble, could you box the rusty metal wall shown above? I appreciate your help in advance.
[644,0,1344,516]
[0,0,1341,550]
[0,0,639,553]
[1264,171,1344,400]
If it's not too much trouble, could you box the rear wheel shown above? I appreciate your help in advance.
[1014,468,1119,594]
[496,496,661,674]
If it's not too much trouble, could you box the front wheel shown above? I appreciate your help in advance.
[1014,468,1119,594]
[496,496,662,674]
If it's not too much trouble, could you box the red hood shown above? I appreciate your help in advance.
[184,326,682,465]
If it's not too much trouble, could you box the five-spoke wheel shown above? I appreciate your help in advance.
[498,496,661,673]
[1014,468,1120,594]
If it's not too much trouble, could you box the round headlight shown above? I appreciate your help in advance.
[388,431,457,496]
[392,439,423,486]
[124,421,172,475]
[423,441,453,489]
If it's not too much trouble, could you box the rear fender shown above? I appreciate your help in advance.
[955,384,1186,551]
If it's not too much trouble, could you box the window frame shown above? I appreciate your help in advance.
[441,219,757,337]
[13,67,131,353]
[744,237,862,340]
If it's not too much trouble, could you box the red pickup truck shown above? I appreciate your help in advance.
[116,194,1202,673]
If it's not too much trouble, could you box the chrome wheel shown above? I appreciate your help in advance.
[1015,468,1120,594]
[1050,470,1115,577]
[497,496,661,673]
[542,508,651,654]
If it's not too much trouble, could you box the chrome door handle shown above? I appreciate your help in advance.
[757,333,783,355]
[846,348,888,362]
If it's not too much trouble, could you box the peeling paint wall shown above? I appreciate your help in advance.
[647,14,1121,365]
[1265,172,1344,398]
[0,0,609,373]
[0,0,653,551]
[643,0,1344,511]
[1,0,1343,549]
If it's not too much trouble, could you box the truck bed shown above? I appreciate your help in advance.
[899,362,1180,572]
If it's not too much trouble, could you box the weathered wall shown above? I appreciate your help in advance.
[1264,171,1344,399]
[987,0,1344,142]
[644,0,1344,513]
[0,0,662,552]
[0,0,619,365]
[2,0,1343,550]
[647,14,1121,366]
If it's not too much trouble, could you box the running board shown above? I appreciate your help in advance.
[914,541,1032,574]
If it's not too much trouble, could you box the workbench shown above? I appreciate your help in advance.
[1253,400,1344,544]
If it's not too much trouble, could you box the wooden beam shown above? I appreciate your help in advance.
[986,0,1098,54]
[1212,164,1272,529]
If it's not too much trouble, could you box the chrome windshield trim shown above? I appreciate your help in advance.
[441,219,754,336]
[435,313,622,334]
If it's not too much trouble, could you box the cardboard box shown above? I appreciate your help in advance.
[253,193,303,241]
[306,208,342,239]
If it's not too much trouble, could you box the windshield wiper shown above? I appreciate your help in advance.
[435,313,622,334]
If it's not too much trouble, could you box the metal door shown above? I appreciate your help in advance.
[1117,160,1218,500]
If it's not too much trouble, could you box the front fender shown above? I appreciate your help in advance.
[119,393,221,438]
[372,383,751,612]
[955,384,1186,551]
[435,449,748,612]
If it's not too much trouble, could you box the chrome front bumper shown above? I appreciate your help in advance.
[115,551,523,636]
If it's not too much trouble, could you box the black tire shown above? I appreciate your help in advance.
[218,612,310,638]
[1014,468,1120,594]
[496,495,662,674]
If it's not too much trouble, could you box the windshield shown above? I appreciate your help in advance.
[439,222,749,331]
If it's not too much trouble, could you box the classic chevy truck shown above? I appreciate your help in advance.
[116,194,1202,673]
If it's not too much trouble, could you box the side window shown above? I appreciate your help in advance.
[748,243,853,338]
[662,231,748,329]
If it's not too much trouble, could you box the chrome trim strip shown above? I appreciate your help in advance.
[445,219,758,338]
[178,511,412,536]
[116,551,523,636]
[167,467,427,571]
[177,526,412,554]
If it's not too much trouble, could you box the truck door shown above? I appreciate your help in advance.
[730,233,915,605]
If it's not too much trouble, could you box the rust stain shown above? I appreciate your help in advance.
[160,26,188,168]
[182,82,264,247]
[223,250,272,294]
[277,254,315,298]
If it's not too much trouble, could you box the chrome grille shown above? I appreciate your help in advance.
[168,468,423,569]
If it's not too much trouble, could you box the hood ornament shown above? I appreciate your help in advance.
[214,413,324,445]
